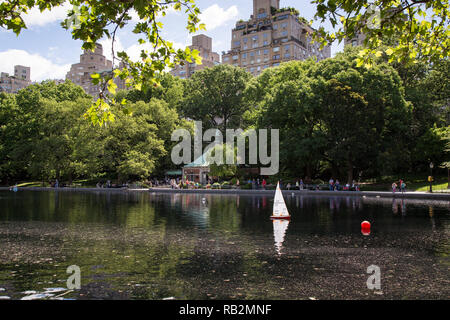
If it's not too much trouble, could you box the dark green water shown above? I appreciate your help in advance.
[0,190,448,300]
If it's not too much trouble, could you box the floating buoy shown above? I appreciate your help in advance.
[361,221,371,236]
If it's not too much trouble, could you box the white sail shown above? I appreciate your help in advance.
[273,219,290,255]
[272,182,290,218]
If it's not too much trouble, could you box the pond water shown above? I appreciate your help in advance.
[0,190,448,300]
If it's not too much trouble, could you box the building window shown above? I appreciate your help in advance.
[263,41,269,46]
[257,13,267,19]
[281,22,288,28]
[224,57,230,62]
[281,31,288,36]
[273,63,280,67]
[242,53,247,59]
[243,38,248,43]
[243,45,248,50]
[232,55,239,60]
[252,43,258,48]
[273,47,280,52]
[352,40,358,47]
[273,55,280,60]
[284,53,291,58]
[250,52,255,57]
[234,41,241,47]
[285,45,290,51]
[252,36,258,41]
[273,24,278,30]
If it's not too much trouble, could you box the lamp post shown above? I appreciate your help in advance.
[429,162,434,193]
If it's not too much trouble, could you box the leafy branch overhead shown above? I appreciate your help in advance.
[312,0,449,67]
[0,0,205,125]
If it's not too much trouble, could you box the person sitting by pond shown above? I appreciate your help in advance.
[287,183,291,190]
[262,179,267,189]
[295,180,299,190]
[335,180,340,191]
[300,179,304,190]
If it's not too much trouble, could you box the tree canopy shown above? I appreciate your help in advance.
[313,0,449,66]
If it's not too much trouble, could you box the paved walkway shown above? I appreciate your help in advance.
[2,186,449,200]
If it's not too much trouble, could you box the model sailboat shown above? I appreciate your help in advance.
[271,182,291,220]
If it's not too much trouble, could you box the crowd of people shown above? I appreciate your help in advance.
[328,178,360,192]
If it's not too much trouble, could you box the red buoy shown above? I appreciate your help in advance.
[361,221,371,236]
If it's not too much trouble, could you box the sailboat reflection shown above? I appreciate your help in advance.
[273,219,290,255]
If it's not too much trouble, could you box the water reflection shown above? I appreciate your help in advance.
[0,191,449,300]
[272,219,290,255]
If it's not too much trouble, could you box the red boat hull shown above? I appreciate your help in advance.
[270,216,291,220]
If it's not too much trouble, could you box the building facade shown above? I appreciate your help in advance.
[170,34,221,79]
[222,0,331,76]
[0,65,31,93]
[66,43,113,96]
[344,32,366,48]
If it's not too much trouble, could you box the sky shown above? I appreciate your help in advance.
[0,0,343,82]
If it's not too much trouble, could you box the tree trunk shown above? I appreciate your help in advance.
[448,168,449,189]
[305,164,312,183]
[347,156,353,185]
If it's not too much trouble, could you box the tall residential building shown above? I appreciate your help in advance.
[0,65,31,93]
[345,32,366,48]
[222,0,331,76]
[170,34,221,79]
[66,43,113,96]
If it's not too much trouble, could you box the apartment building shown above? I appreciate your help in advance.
[66,43,113,96]
[222,0,331,76]
[0,65,31,93]
[345,32,366,48]
[171,34,221,79]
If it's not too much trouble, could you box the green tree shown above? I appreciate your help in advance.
[312,49,411,180]
[0,0,205,124]
[313,0,449,66]
[253,60,327,180]
[181,65,252,131]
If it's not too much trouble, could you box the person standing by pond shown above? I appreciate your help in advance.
[262,179,267,190]
[401,180,406,193]
[329,178,334,191]
[392,182,397,193]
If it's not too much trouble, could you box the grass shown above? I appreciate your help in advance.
[360,176,449,192]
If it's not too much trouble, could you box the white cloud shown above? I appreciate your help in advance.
[199,4,239,30]
[22,2,72,28]
[0,49,70,81]
[100,35,186,64]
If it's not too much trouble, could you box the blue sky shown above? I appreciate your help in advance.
[0,0,343,81]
